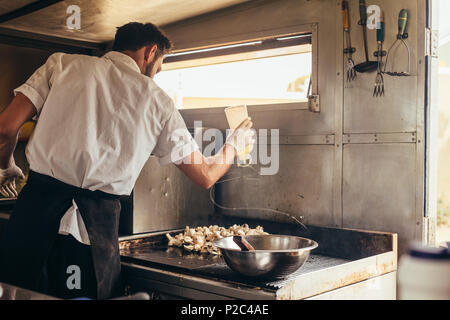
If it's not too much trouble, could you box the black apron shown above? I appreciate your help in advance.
[0,171,122,299]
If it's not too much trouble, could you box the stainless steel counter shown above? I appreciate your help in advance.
[119,219,398,300]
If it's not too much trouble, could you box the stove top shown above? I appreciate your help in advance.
[120,243,350,290]
[119,222,397,299]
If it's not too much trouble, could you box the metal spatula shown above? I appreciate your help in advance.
[233,236,255,251]
[354,0,378,73]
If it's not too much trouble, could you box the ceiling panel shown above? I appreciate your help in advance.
[0,0,35,16]
[0,0,250,43]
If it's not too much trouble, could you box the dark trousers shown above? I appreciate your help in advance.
[0,171,123,300]
[39,234,97,299]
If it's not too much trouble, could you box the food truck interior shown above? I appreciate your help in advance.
[0,0,448,300]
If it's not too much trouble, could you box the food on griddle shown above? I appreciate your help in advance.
[119,238,145,251]
[166,224,268,256]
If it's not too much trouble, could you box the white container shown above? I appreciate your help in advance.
[398,242,450,300]
[224,105,253,165]
[224,105,248,129]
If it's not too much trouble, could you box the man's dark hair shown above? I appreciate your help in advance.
[112,22,172,57]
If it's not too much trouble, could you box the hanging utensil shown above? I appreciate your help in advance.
[383,9,411,76]
[342,0,356,82]
[354,0,378,73]
[373,11,385,96]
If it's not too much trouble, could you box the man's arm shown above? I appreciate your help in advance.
[175,118,253,190]
[0,93,36,197]
[0,93,36,168]
[176,144,236,190]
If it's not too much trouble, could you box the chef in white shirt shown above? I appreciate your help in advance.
[0,22,254,299]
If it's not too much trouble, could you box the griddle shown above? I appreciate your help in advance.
[120,230,350,290]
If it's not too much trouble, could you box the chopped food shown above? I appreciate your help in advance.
[119,238,144,251]
[166,224,269,256]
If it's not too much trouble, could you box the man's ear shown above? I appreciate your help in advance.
[144,44,158,62]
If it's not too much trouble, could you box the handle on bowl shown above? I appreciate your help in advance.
[233,236,255,251]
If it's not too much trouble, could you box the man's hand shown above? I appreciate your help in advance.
[224,117,255,154]
[175,118,255,190]
[0,163,24,198]
[0,93,35,197]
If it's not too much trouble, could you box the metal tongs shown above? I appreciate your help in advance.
[342,0,356,82]
[384,9,411,76]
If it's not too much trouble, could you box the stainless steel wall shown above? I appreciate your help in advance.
[341,0,427,256]
[131,156,212,233]
[159,0,430,256]
[0,43,53,112]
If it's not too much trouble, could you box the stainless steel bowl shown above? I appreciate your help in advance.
[213,235,318,279]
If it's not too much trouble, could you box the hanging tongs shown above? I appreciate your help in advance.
[384,9,411,76]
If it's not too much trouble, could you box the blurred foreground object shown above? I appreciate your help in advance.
[398,242,450,300]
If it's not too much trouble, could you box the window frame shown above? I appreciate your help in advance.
[159,23,318,114]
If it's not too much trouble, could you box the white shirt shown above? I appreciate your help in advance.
[14,51,198,245]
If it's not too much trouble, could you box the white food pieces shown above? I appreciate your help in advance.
[166,224,269,256]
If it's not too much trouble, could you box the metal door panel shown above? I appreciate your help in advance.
[344,75,418,133]
[343,144,417,255]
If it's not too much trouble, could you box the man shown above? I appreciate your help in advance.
[0,22,254,299]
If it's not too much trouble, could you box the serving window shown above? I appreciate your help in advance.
[155,31,317,112]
